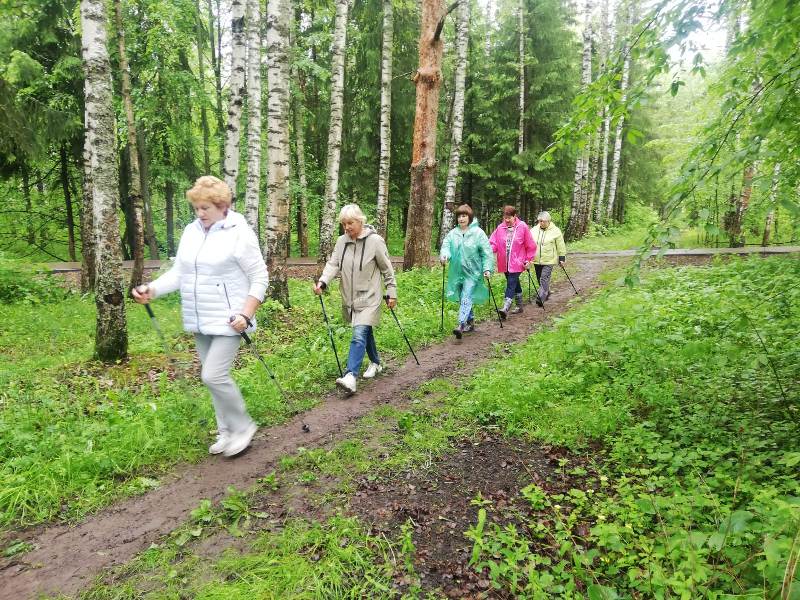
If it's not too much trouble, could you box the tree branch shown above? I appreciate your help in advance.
[433,1,459,42]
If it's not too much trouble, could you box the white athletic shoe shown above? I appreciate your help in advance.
[208,432,230,455]
[362,362,384,379]
[223,422,258,457]
[335,372,357,394]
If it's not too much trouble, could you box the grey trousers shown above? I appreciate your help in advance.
[194,333,254,436]
[534,264,553,302]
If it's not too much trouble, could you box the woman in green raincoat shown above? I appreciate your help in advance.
[439,204,495,339]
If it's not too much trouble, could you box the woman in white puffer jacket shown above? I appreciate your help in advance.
[132,176,268,457]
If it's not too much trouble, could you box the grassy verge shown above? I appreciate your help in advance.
[0,265,523,531]
[58,256,799,599]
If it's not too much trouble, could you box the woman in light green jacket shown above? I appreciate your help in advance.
[530,211,566,307]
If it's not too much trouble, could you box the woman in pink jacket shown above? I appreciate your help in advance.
[488,205,537,318]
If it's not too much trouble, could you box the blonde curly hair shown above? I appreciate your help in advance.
[186,176,232,209]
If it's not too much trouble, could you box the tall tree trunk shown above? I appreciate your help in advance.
[606,4,631,223]
[80,129,96,291]
[438,0,469,248]
[196,0,211,173]
[264,0,291,306]
[137,129,158,258]
[762,162,780,247]
[81,0,128,362]
[728,162,755,247]
[114,0,145,290]
[517,0,524,159]
[376,0,394,241]
[165,179,176,256]
[60,145,78,261]
[223,0,247,198]
[208,0,225,171]
[293,81,309,256]
[566,0,592,241]
[244,0,262,232]
[403,0,450,269]
[318,0,349,262]
[595,0,611,220]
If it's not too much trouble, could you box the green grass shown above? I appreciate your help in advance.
[0,265,520,531]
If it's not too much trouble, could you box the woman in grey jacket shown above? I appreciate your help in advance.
[314,204,397,395]
[133,176,268,457]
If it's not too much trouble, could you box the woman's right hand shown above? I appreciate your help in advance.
[313,282,323,295]
[439,258,447,265]
[131,284,153,304]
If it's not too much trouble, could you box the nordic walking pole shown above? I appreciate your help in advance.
[318,294,344,377]
[384,295,420,365]
[135,285,171,356]
[526,270,545,310]
[484,275,504,328]
[560,263,579,296]
[440,262,446,332]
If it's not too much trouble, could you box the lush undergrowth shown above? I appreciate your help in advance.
[0,264,527,531]
[59,256,799,599]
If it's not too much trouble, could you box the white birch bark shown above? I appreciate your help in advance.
[376,0,394,240]
[293,85,310,256]
[223,0,247,200]
[517,0,524,157]
[318,0,349,262]
[244,0,262,232]
[595,0,612,220]
[606,3,631,222]
[264,0,291,305]
[81,0,128,361]
[566,0,592,240]
[438,0,470,247]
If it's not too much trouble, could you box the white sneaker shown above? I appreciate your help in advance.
[362,362,384,379]
[223,422,258,457]
[208,432,230,455]
[335,372,357,394]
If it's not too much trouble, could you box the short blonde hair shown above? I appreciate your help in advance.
[338,203,367,224]
[186,176,232,209]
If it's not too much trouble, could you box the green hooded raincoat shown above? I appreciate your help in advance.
[440,219,495,304]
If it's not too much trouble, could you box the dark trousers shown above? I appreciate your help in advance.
[503,272,522,300]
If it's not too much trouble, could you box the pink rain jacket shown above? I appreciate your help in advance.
[488,217,537,274]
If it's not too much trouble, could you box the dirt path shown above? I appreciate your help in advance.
[0,257,626,599]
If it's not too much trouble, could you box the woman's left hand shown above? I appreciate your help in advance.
[229,314,250,333]
[386,297,397,309]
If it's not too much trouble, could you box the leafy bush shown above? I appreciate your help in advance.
[0,258,71,304]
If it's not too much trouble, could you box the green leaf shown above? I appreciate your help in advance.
[588,584,619,600]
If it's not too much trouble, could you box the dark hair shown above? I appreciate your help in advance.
[502,205,517,217]
[454,204,474,222]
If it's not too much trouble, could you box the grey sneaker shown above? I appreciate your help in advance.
[363,362,384,379]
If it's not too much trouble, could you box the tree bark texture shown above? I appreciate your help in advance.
[223,0,247,200]
[606,4,631,222]
[244,0,262,233]
[403,0,446,269]
[81,0,128,362]
[208,0,225,171]
[594,0,611,221]
[293,80,310,256]
[81,119,96,292]
[318,0,349,263]
[114,0,146,290]
[566,1,592,241]
[196,0,211,173]
[762,162,780,246]
[137,130,159,258]
[376,0,394,241]
[264,0,291,306]
[728,161,756,247]
[517,0,524,157]
[439,0,470,248]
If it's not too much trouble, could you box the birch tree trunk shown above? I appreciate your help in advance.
[762,162,780,246]
[81,0,128,361]
[264,0,291,306]
[517,0,524,158]
[208,0,225,171]
[80,125,95,292]
[223,0,247,199]
[318,0,349,262]
[566,0,592,241]
[438,0,470,248]
[113,0,146,292]
[375,0,394,241]
[244,0,262,232]
[293,79,309,256]
[605,4,631,222]
[59,145,77,261]
[403,0,449,269]
[196,0,211,173]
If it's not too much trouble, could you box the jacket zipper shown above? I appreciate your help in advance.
[194,229,209,333]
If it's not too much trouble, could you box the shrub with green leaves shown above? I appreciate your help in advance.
[461,256,800,598]
[0,258,71,304]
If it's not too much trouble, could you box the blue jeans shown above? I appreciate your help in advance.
[346,325,380,376]
[503,272,522,300]
[456,278,476,325]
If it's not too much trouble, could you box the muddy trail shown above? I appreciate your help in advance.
[1,255,716,599]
